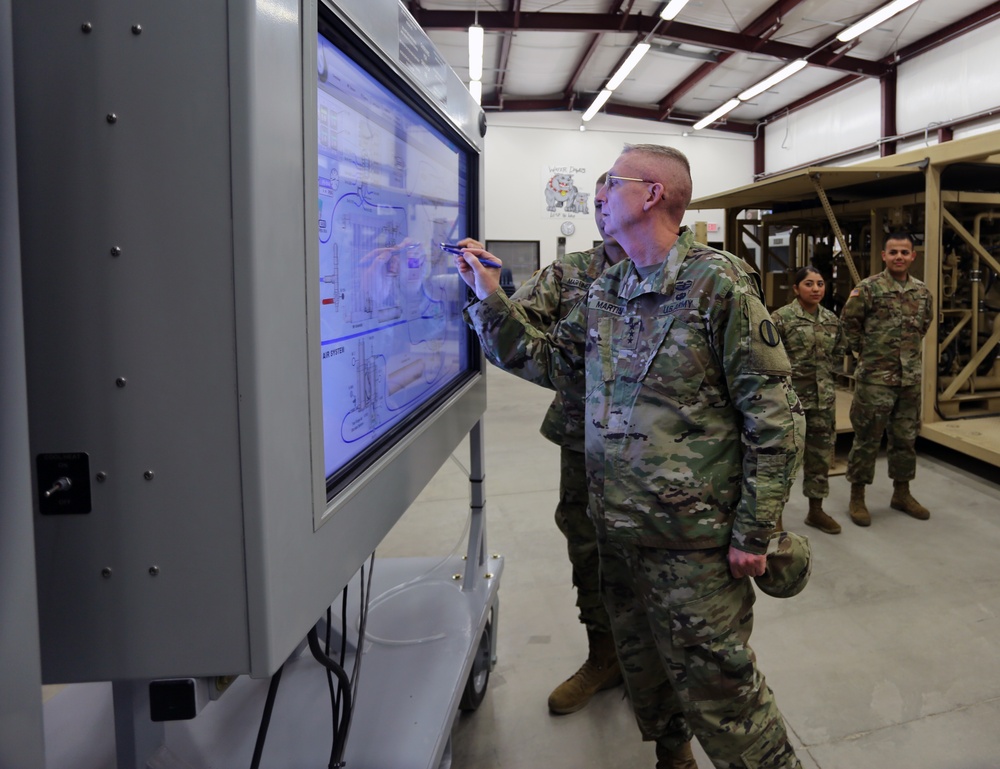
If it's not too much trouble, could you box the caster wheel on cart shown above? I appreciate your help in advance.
[459,621,492,711]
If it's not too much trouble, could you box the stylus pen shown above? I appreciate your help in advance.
[440,243,502,268]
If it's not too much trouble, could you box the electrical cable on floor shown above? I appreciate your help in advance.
[338,584,350,727]
[329,591,347,769]
[344,553,375,752]
[248,554,377,769]
[307,625,353,768]
[330,595,346,748]
[248,661,284,769]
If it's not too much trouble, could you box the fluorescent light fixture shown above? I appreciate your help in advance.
[582,89,612,122]
[468,24,484,81]
[659,0,691,21]
[738,59,808,101]
[606,43,651,90]
[836,0,919,42]
[692,98,740,130]
[469,79,482,105]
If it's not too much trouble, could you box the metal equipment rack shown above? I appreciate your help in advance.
[691,131,1000,468]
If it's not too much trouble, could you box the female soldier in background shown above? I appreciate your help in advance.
[772,266,846,534]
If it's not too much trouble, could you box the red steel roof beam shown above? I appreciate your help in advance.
[656,0,809,120]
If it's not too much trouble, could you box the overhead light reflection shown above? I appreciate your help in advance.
[836,0,920,42]
[606,43,651,90]
[582,89,612,122]
[659,0,691,21]
[738,59,808,101]
[468,24,484,81]
[692,98,740,131]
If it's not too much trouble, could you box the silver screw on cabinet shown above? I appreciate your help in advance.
[110,246,122,257]
[96,472,107,483]
[148,566,159,576]
[81,22,93,33]
[143,470,154,481]
[101,568,112,579]
[107,113,117,124]
[115,377,127,388]
[132,24,142,35]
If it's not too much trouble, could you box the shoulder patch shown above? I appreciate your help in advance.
[746,298,791,375]
[759,319,781,347]
[849,288,860,297]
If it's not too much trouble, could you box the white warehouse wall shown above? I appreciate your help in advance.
[481,18,1000,257]
[763,17,1000,176]
[763,79,882,174]
[896,19,1000,139]
[482,111,753,267]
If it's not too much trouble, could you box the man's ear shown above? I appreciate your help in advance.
[643,182,664,211]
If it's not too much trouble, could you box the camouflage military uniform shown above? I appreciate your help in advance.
[467,229,805,768]
[509,244,615,634]
[841,270,933,485]
[772,301,845,499]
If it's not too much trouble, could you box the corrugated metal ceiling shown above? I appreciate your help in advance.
[407,0,1000,132]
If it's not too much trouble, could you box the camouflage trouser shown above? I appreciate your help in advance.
[846,381,921,485]
[802,407,835,499]
[554,446,611,634]
[599,542,801,769]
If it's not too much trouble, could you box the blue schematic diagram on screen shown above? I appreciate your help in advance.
[316,34,471,480]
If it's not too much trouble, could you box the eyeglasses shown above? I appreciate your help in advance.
[603,174,658,190]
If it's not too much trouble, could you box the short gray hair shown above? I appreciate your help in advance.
[622,143,691,176]
[621,143,693,218]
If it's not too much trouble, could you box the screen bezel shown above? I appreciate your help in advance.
[311,8,483,517]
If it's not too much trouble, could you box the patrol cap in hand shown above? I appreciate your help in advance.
[754,531,811,599]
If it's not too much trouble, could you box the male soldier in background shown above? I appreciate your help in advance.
[464,174,631,715]
[842,231,934,525]
[456,144,804,769]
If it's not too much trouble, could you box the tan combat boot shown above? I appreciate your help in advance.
[547,629,623,714]
[655,740,698,769]
[849,483,871,526]
[805,498,841,534]
[891,481,930,519]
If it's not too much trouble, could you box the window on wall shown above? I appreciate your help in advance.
[485,240,540,295]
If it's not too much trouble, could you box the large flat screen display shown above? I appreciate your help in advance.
[316,26,476,494]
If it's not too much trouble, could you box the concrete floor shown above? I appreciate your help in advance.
[381,366,1000,769]
[37,366,1000,768]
